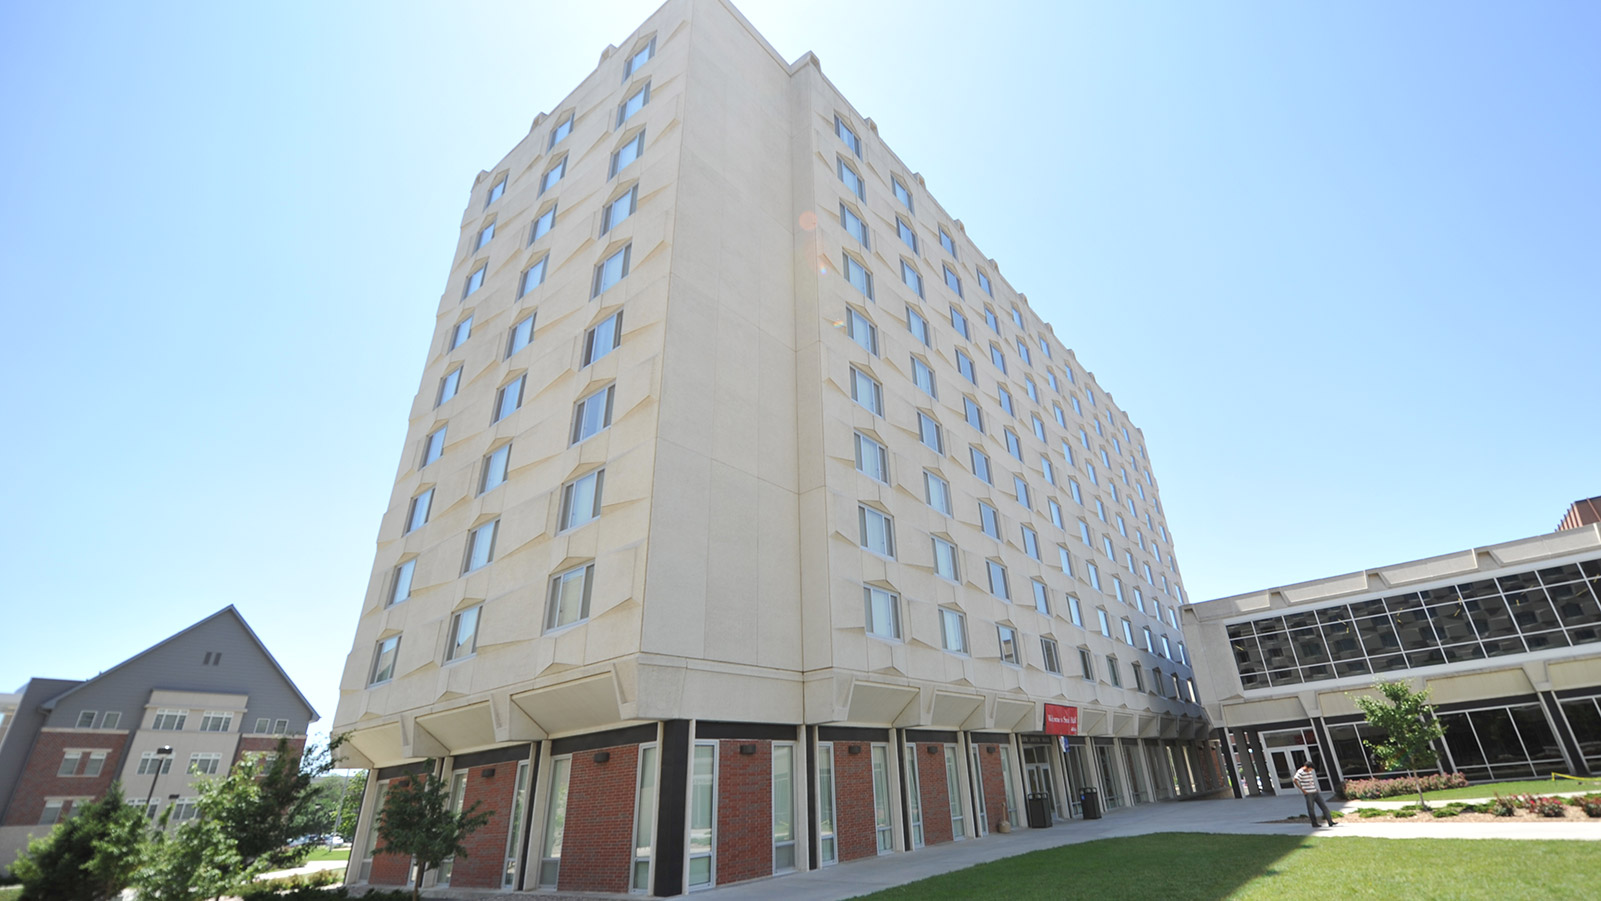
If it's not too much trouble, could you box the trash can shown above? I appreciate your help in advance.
[1025,792,1053,828]
[1081,787,1102,820]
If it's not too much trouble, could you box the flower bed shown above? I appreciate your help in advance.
[1280,794,1601,825]
[1341,772,1468,800]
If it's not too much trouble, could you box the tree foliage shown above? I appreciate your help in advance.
[1352,680,1448,809]
[375,764,492,901]
[12,783,146,901]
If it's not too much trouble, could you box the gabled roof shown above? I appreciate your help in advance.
[41,606,319,721]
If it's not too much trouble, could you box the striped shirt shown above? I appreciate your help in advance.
[1294,768,1318,793]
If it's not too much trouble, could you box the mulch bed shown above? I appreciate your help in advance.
[1270,807,1600,825]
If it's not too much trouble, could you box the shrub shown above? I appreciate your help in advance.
[1340,772,1469,800]
[1578,796,1601,819]
[1394,809,1417,818]
[1459,802,1487,814]
[1518,794,1567,818]
[237,869,343,900]
[11,785,146,901]
[1358,808,1387,818]
[1490,795,1517,817]
[1431,808,1459,818]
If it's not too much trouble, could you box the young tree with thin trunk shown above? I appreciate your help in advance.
[1352,679,1447,810]
[375,763,492,901]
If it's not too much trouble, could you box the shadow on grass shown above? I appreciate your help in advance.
[849,833,1307,901]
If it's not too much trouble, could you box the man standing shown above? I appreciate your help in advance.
[1295,761,1335,827]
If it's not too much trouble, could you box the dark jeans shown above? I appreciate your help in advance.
[1303,790,1332,824]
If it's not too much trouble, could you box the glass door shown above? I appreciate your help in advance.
[871,745,893,854]
[1122,744,1147,804]
[1064,744,1089,817]
[631,746,656,892]
[1094,743,1123,809]
[538,757,572,888]
[942,746,965,839]
[437,770,468,884]
[816,743,837,865]
[902,745,923,848]
[688,743,716,887]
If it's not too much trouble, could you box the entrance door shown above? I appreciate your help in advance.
[1022,745,1056,819]
[1261,728,1320,791]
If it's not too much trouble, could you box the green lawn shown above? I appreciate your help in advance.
[852,833,1599,900]
[1417,777,1601,802]
[0,886,20,901]
[304,846,351,862]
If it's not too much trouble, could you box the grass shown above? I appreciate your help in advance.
[303,846,351,862]
[1417,777,1601,802]
[852,833,1600,900]
[0,887,19,901]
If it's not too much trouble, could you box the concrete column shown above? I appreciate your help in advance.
[1246,730,1277,795]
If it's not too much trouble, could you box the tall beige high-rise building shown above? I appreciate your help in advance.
[333,0,1218,893]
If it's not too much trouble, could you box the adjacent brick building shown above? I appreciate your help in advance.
[0,607,317,871]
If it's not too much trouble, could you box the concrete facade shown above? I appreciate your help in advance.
[1184,526,1601,796]
[333,0,1218,894]
[0,607,316,871]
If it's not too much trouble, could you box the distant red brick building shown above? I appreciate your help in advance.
[1559,496,1601,532]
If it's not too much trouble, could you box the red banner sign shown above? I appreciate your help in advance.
[1043,703,1079,736]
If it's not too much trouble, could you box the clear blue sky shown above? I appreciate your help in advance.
[3,1,1597,742]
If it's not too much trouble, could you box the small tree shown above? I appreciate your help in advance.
[11,783,146,901]
[1352,679,1447,810]
[375,764,492,901]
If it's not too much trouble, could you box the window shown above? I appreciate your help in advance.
[561,470,605,530]
[898,218,918,253]
[1078,519,1092,545]
[901,260,923,297]
[189,752,222,775]
[1053,404,1065,427]
[530,205,557,243]
[480,443,510,494]
[486,174,506,206]
[979,501,1000,539]
[548,114,572,148]
[387,559,415,606]
[406,488,433,533]
[1059,546,1075,578]
[571,385,616,444]
[602,185,638,233]
[989,343,1007,374]
[1132,664,1145,692]
[520,256,548,296]
[1087,463,1098,485]
[1021,525,1039,559]
[1068,595,1083,627]
[1103,536,1115,558]
[978,271,992,296]
[1040,336,1052,359]
[609,130,645,177]
[1142,626,1154,652]
[1106,657,1122,688]
[464,519,498,572]
[1095,499,1107,522]
[950,306,969,339]
[911,356,936,397]
[930,608,969,656]
[850,367,883,415]
[369,636,400,685]
[956,350,976,383]
[943,265,962,296]
[1113,577,1126,604]
[939,227,956,256]
[540,156,566,193]
[855,432,889,482]
[844,254,873,299]
[450,316,473,351]
[924,471,952,515]
[624,38,655,78]
[138,751,174,775]
[997,386,1013,416]
[933,537,959,581]
[846,307,878,354]
[1005,429,1022,459]
[1161,635,1173,659]
[59,751,81,776]
[918,413,943,453]
[1042,456,1056,485]
[1031,414,1046,441]
[75,711,97,729]
[618,81,650,125]
[835,115,861,155]
[82,751,106,776]
[493,375,526,423]
[987,560,1010,600]
[593,243,632,296]
[475,222,494,251]
[1032,579,1049,614]
[906,306,929,345]
[1042,637,1062,674]
[997,626,1019,665]
[970,446,991,483]
[1079,648,1095,681]
[446,605,481,662]
[1133,587,1146,612]
[838,158,865,199]
[545,563,595,630]
[893,177,913,210]
[199,711,232,732]
[1013,474,1030,507]
[462,264,486,299]
[858,505,895,557]
[864,586,901,639]
[963,397,983,431]
[583,310,624,366]
[1121,618,1135,645]
[841,203,869,247]
[1069,480,1082,504]
[507,314,535,357]
[1096,608,1110,636]
[1048,370,1059,391]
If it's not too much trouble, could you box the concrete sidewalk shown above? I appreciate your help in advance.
[696,794,1599,901]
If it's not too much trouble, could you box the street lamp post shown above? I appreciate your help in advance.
[143,746,174,819]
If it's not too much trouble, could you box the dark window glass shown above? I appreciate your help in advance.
[1480,636,1527,657]
[1442,642,1487,663]
[1559,698,1601,763]
[1256,632,1294,671]
[1267,668,1303,687]
[1348,599,1388,619]
[1391,603,1437,650]
[1428,601,1477,645]
[1334,658,1372,678]
[1291,626,1330,665]
[1537,563,1587,585]
[1509,705,1562,763]
[1465,594,1516,640]
[1402,646,1447,668]
[1470,708,1525,765]
[1356,616,1400,653]
[1370,653,1408,673]
[1496,572,1541,594]
[1456,578,1503,602]
[1438,712,1485,767]
[1282,611,1318,631]
[1320,620,1364,661]
[1253,617,1286,637]
[1506,589,1562,633]
[1547,580,1601,626]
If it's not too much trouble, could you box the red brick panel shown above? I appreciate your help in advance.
[557,743,637,894]
[3,731,127,826]
[978,744,1009,831]
[369,777,416,886]
[232,735,306,769]
[914,744,953,845]
[832,743,879,862]
[715,740,772,884]
[448,764,518,888]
